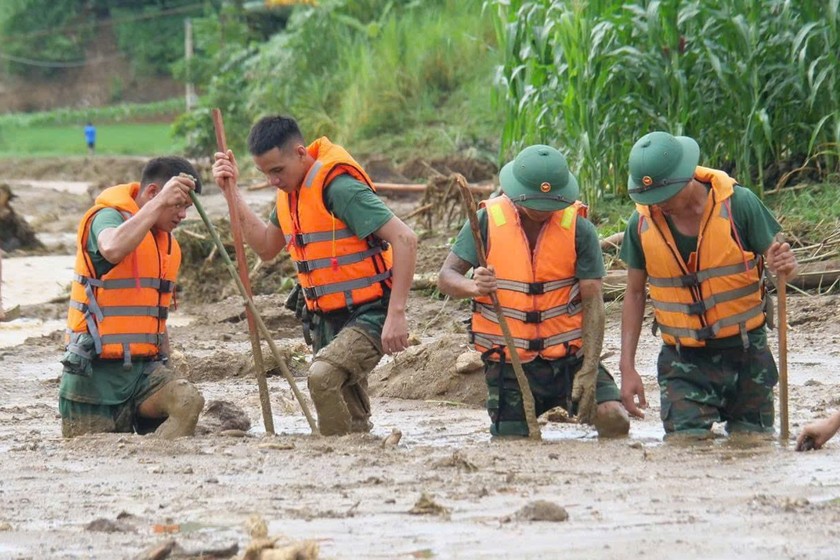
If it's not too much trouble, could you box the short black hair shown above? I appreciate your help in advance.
[247,115,305,156]
[140,156,202,194]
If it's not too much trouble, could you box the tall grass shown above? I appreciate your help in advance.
[488,0,840,204]
[179,0,500,161]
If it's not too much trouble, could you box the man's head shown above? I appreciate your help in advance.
[627,131,700,206]
[139,156,202,232]
[500,145,579,214]
[248,115,311,193]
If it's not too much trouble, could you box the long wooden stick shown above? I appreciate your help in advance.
[778,272,789,442]
[454,174,541,440]
[211,108,277,434]
[189,190,317,432]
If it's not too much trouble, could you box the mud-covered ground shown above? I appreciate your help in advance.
[1,159,840,559]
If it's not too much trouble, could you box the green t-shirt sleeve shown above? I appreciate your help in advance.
[574,217,606,279]
[450,209,488,268]
[87,208,125,277]
[325,174,394,239]
[268,205,279,228]
[619,210,646,270]
[731,185,781,255]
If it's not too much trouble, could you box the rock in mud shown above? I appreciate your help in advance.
[454,351,483,373]
[513,500,569,522]
[408,493,451,518]
[195,400,251,435]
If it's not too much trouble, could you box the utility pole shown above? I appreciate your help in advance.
[184,18,197,111]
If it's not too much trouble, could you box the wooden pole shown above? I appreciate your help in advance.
[778,272,789,442]
[189,190,317,432]
[454,174,541,440]
[211,108,276,435]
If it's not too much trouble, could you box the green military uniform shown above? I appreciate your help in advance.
[452,208,621,436]
[273,174,394,434]
[621,185,781,435]
[59,208,175,437]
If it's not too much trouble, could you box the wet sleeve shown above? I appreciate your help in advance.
[574,217,606,279]
[731,186,782,255]
[325,175,394,239]
[450,209,488,268]
[618,211,646,270]
[87,208,125,277]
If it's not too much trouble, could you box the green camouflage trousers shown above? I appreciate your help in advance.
[484,354,621,437]
[657,338,778,436]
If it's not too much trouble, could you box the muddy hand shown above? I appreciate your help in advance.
[572,366,597,424]
[473,265,497,296]
[212,149,239,191]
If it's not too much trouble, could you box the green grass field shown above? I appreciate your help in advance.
[0,122,183,157]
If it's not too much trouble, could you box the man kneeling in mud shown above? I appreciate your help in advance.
[59,157,204,439]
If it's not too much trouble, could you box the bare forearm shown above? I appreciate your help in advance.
[99,204,161,263]
[386,230,417,314]
[229,189,282,260]
[437,265,480,299]
[619,288,646,369]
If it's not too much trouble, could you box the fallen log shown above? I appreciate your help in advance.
[247,180,496,195]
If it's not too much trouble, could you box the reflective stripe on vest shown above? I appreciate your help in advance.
[275,137,393,313]
[471,196,585,363]
[637,166,765,347]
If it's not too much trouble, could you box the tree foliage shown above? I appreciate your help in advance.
[0,0,218,78]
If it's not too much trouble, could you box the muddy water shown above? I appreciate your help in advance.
[2,178,840,558]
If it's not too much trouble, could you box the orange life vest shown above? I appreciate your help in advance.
[637,166,765,347]
[66,183,180,365]
[471,195,586,363]
[275,137,393,313]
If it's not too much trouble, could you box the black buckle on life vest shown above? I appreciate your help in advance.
[679,273,699,287]
[696,325,715,340]
[524,310,541,323]
[528,282,545,295]
[527,338,545,351]
[295,260,312,273]
[159,307,169,320]
[293,233,307,247]
[302,286,317,300]
[686,301,706,316]
[159,279,175,293]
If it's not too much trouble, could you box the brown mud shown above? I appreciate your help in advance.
[1,158,839,559]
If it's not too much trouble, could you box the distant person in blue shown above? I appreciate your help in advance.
[84,122,96,156]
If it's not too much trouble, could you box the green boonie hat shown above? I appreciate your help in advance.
[628,131,700,205]
[499,144,579,211]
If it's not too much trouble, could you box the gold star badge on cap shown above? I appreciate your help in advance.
[540,182,551,192]
[642,176,653,186]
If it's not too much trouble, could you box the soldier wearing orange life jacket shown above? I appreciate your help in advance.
[619,132,798,439]
[438,145,630,438]
[59,157,205,439]
[212,115,417,436]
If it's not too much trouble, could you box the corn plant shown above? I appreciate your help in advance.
[488,0,840,203]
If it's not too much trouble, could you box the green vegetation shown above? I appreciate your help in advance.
[174,0,500,161]
[490,0,840,204]
[0,0,214,78]
[0,122,181,157]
